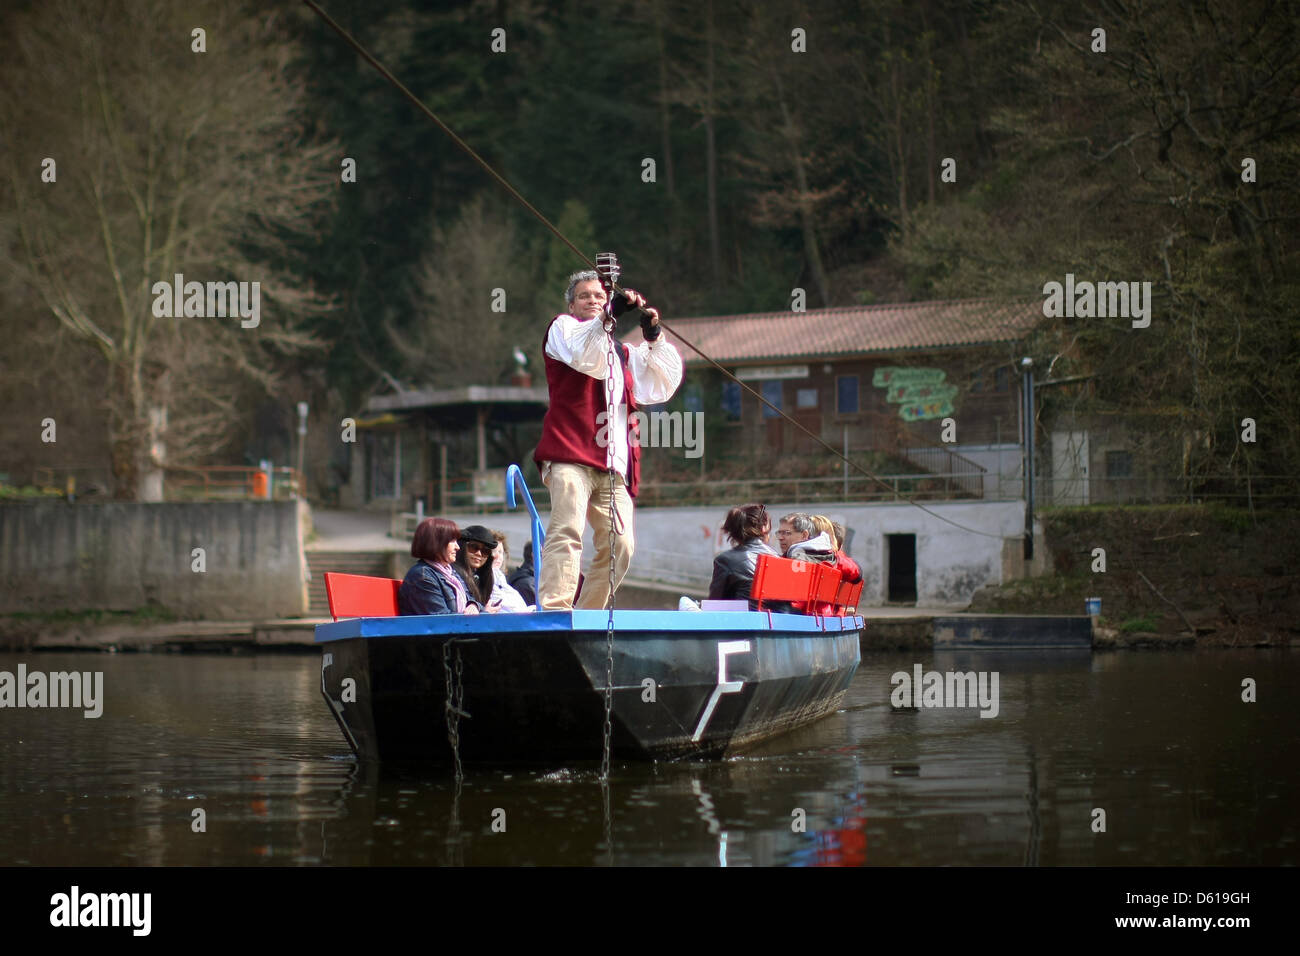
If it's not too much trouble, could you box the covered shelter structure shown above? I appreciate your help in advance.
[337,384,549,512]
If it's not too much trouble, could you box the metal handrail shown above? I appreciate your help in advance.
[505,464,545,575]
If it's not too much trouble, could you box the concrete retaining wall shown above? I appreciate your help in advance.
[0,501,307,619]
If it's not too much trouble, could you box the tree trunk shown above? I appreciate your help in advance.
[925,45,937,204]
[705,0,722,292]
[891,58,909,236]
[108,359,142,500]
[655,0,675,202]
[773,69,831,307]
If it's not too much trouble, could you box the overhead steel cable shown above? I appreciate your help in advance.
[303,0,1007,541]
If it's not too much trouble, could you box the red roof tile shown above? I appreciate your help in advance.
[663,298,1041,365]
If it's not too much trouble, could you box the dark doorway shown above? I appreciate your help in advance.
[886,534,917,604]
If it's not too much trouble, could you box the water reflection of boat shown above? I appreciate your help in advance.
[315,609,861,764]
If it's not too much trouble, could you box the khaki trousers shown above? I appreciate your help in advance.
[538,462,634,610]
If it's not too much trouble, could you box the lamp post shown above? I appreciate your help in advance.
[1021,357,1035,560]
[296,401,309,499]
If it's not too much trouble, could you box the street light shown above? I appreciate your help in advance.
[1021,357,1035,560]
[296,401,309,499]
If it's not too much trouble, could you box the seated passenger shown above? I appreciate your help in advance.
[508,541,537,607]
[709,503,779,604]
[453,524,500,612]
[787,513,836,565]
[829,520,862,584]
[776,512,815,556]
[489,530,532,612]
[790,515,846,616]
[399,517,484,616]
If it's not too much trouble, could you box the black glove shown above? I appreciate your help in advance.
[609,290,636,318]
[640,310,661,341]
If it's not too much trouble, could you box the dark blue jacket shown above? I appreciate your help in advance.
[398,561,483,615]
[507,559,536,607]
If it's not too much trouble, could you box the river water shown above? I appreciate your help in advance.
[0,649,1294,866]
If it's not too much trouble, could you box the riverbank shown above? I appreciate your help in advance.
[0,610,327,652]
[968,504,1300,647]
[4,504,1293,652]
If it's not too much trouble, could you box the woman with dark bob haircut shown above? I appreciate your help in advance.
[398,517,484,615]
[708,503,779,603]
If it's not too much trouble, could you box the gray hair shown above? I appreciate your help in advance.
[564,270,600,306]
[780,513,815,536]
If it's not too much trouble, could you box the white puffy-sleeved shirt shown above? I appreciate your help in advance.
[542,314,684,483]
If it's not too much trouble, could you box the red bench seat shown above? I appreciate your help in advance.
[324,572,401,621]
[751,554,861,616]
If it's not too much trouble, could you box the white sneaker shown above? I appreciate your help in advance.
[678,596,702,612]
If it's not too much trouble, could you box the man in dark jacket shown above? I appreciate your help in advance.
[507,541,537,607]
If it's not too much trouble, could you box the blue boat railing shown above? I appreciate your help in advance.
[505,464,545,577]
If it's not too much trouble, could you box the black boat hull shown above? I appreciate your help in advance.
[316,610,861,764]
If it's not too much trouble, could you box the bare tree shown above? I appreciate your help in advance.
[390,195,539,389]
[0,0,336,499]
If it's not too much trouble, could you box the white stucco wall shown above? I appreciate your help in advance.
[629,499,1025,608]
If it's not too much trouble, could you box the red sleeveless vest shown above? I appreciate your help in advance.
[533,316,642,497]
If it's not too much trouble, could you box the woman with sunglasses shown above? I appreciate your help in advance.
[398,517,485,616]
[453,524,500,611]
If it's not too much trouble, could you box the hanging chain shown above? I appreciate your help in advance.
[443,639,469,780]
[602,467,616,780]
[442,639,468,864]
[601,772,614,865]
[600,320,618,783]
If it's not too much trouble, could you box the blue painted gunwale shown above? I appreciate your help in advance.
[314,610,864,643]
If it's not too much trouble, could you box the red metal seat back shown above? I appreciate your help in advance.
[751,554,818,609]
[324,572,401,621]
[845,580,864,613]
[834,577,855,613]
[812,565,843,604]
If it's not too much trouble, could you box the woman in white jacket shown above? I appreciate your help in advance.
[489,530,532,612]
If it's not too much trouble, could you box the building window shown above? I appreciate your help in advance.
[1106,450,1133,478]
[796,387,818,409]
[721,381,741,422]
[836,375,859,414]
[995,366,1010,392]
[684,383,702,413]
[761,380,783,419]
[971,368,985,393]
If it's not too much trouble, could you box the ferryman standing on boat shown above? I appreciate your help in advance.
[533,270,684,609]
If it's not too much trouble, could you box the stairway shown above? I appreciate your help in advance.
[306,550,393,616]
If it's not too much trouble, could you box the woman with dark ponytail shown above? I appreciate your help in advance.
[708,503,779,603]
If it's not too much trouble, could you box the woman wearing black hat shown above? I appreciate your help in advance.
[454,524,499,610]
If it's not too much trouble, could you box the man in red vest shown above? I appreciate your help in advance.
[533,270,684,609]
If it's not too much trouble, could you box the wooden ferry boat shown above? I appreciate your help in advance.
[316,566,863,764]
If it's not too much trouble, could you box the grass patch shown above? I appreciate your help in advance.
[1117,614,1160,633]
[0,485,62,500]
